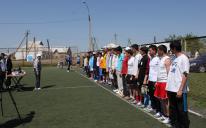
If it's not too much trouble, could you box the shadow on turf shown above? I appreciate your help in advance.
[0,111,35,128]
[42,84,56,89]
[21,84,56,91]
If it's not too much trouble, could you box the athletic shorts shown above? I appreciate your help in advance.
[154,82,168,99]
[126,75,136,85]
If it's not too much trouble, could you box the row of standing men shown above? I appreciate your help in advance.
[83,40,190,128]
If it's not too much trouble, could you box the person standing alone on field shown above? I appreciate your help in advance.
[66,55,72,72]
[33,54,42,91]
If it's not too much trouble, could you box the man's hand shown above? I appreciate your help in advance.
[143,79,148,85]
[5,72,8,80]
[135,75,138,79]
[176,90,183,98]
[130,76,133,80]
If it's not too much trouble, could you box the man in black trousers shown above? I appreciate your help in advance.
[33,54,42,91]
[5,54,13,87]
[0,53,7,91]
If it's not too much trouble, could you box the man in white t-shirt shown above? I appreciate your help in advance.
[166,40,190,128]
[147,45,159,112]
[130,44,142,104]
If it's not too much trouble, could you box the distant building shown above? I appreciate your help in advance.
[15,41,47,60]
[52,47,68,60]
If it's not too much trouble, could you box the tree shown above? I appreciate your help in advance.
[165,33,204,55]
[164,34,182,41]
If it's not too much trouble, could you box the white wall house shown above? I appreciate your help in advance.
[15,41,47,60]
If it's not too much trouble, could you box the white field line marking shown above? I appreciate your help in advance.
[44,86,97,90]
[188,110,204,118]
[76,71,172,127]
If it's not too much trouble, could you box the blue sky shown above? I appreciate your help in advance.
[0,0,205,51]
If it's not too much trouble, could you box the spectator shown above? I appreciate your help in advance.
[115,46,124,96]
[137,47,150,107]
[83,54,89,73]
[65,55,72,72]
[89,52,94,79]
[125,47,136,101]
[166,41,190,128]
[146,45,159,112]
[77,55,81,67]
[130,44,142,104]
[121,48,130,99]
[154,45,171,124]
[194,50,199,59]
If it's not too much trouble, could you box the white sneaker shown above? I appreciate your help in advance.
[113,89,118,93]
[162,117,170,124]
[131,100,137,104]
[157,116,164,120]
[144,107,152,112]
[146,107,153,112]
[130,96,135,100]
[143,107,148,111]
[140,104,145,108]
[154,112,161,118]
[116,91,120,94]
[137,102,142,106]
[33,88,38,91]
[67,70,70,72]
[37,88,41,90]
[94,80,98,82]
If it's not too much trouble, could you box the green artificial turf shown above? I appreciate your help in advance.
[0,67,205,128]
[189,73,206,108]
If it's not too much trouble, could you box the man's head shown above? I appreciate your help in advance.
[149,45,157,57]
[170,40,182,54]
[36,54,41,60]
[1,53,5,59]
[158,45,167,57]
[131,44,139,53]
[140,47,148,56]
[114,46,122,55]
[124,47,133,57]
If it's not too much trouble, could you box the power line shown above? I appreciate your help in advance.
[0,18,85,25]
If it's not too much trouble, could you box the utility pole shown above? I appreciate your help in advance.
[154,36,157,43]
[83,1,94,51]
[47,39,52,64]
[114,33,117,43]
[25,30,30,60]
[128,38,132,46]
[33,37,36,59]
[93,37,98,51]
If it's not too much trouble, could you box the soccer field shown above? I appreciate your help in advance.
[0,67,205,128]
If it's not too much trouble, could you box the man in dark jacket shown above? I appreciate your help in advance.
[5,55,13,87]
[0,53,7,90]
[33,54,42,90]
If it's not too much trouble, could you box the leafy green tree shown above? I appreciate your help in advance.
[165,33,204,55]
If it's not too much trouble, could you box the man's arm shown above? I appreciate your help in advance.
[165,58,171,74]
[177,57,190,98]
[176,73,188,98]
[143,57,150,84]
